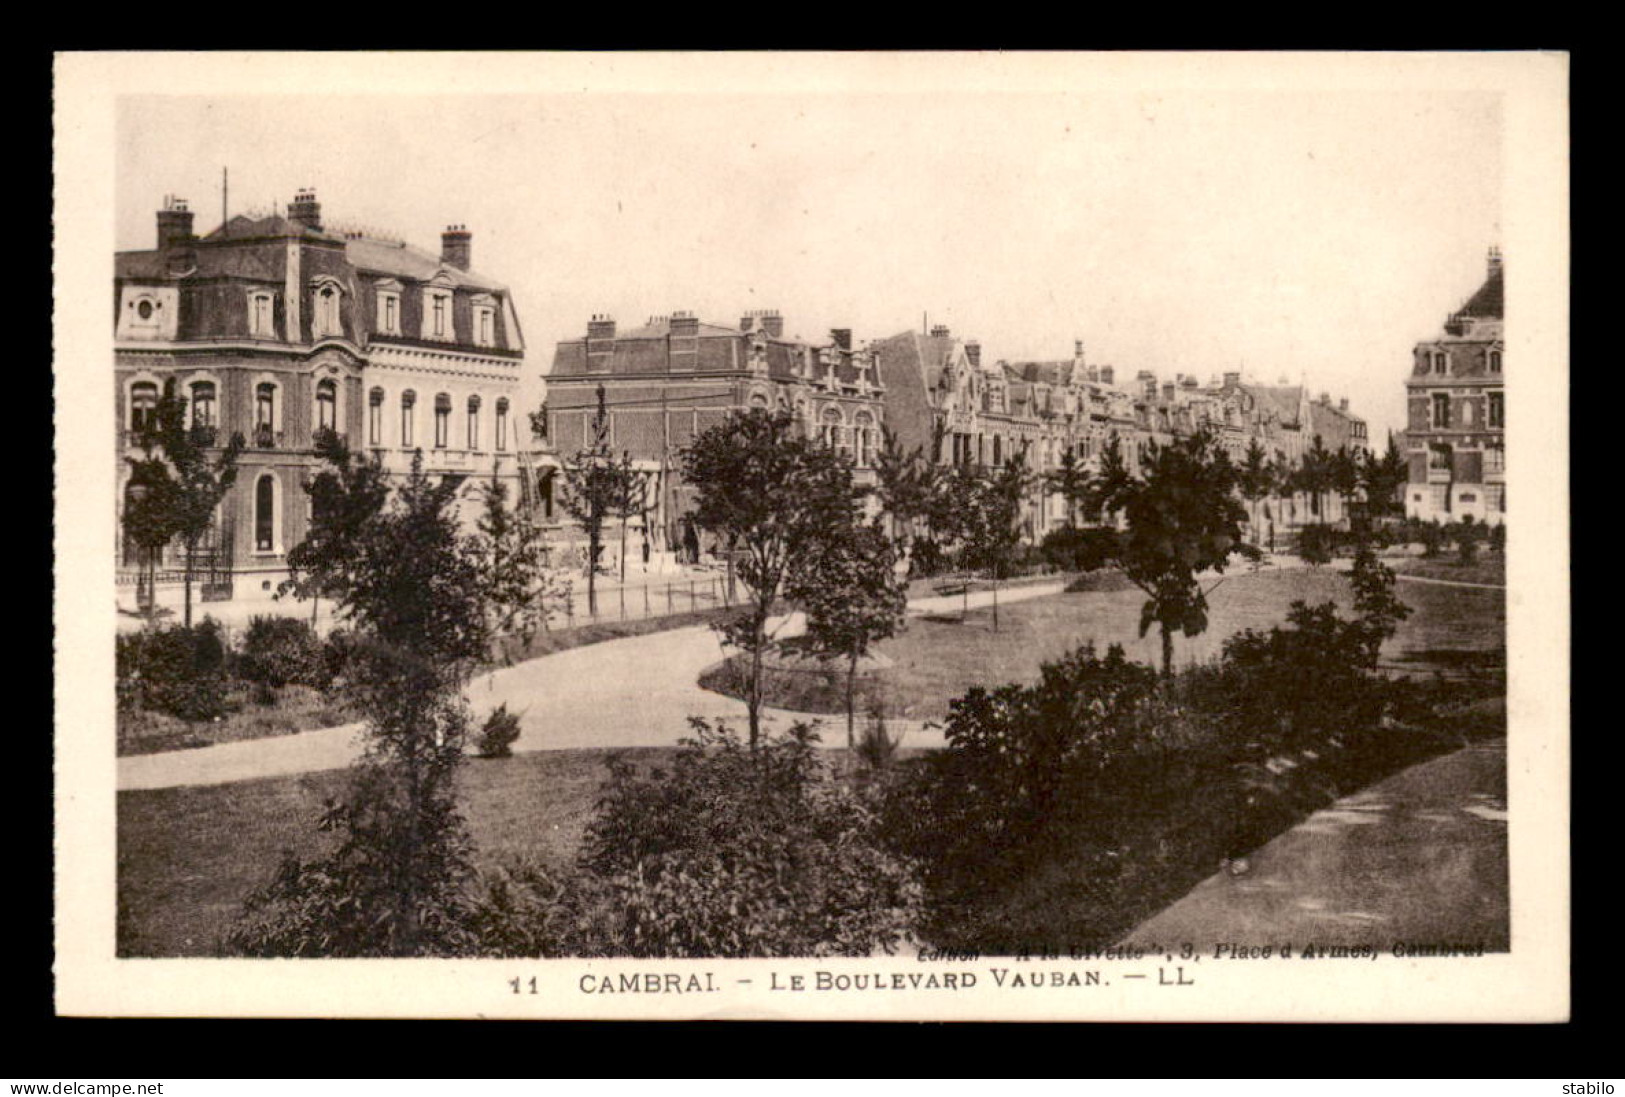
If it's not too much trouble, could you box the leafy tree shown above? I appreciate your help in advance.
[1330,445,1362,522]
[560,385,634,617]
[873,424,930,551]
[1089,431,1134,523]
[1111,430,1254,675]
[1237,437,1273,546]
[682,409,862,748]
[961,454,1031,632]
[1301,434,1333,520]
[473,463,566,667]
[1347,538,1412,667]
[787,520,908,748]
[280,430,391,626]
[1360,435,1409,521]
[229,454,490,957]
[132,382,246,627]
[1045,446,1094,530]
[122,454,183,621]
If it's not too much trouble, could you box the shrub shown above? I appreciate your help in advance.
[855,702,901,772]
[1488,522,1506,554]
[115,620,230,721]
[1455,517,1481,565]
[1040,527,1119,573]
[1297,523,1336,567]
[1419,520,1445,558]
[909,536,947,579]
[475,704,523,758]
[238,615,324,689]
[571,718,922,957]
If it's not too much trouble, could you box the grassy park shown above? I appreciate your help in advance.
[118,563,1505,957]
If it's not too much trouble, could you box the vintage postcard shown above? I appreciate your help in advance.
[53,50,1569,1021]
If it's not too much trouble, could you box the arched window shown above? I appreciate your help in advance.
[495,397,510,452]
[129,382,158,435]
[1489,349,1502,373]
[821,407,847,459]
[368,387,385,446]
[255,383,278,448]
[315,378,338,434]
[434,393,452,448]
[189,381,216,429]
[400,390,417,447]
[255,474,276,552]
[314,284,342,338]
[854,411,875,468]
[467,394,482,450]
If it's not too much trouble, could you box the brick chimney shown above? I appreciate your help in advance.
[930,324,950,338]
[287,188,322,231]
[1319,391,1331,406]
[1488,245,1503,278]
[965,340,981,368]
[155,195,194,249]
[587,314,617,342]
[441,224,472,271]
[760,310,784,339]
[670,311,699,338]
[1223,371,1241,389]
[1100,365,1115,386]
[830,328,852,351]
[1162,382,1176,404]
[1339,397,1349,412]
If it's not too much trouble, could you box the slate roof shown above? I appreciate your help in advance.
[1456,266,1504,320]
[1243,384,1305,426]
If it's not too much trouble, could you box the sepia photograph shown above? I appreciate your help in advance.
[53,50,1569,1021]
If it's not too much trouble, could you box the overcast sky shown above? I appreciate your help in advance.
[117,86,1502,443]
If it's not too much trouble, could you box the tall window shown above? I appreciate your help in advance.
[474,306,495,347]
[315,379,337,434]
[495,397,509,451]
[434,393,451,448]
[854,413,874,467]
[250,292,274,337]
[400,391,416,447]
[1485,443,1506,474]
[314,284,341,337]
[189,381,216,428]
[377,290,400,335]
[1489,349,1502,373]
[129,382,158,434]
[1431,350,1448,375]
[1488,392,1504,428]
[1431,392,1451,428]
[255,474,276,552]
[467,395,481,450]
[255,383,277,446]
[368,387,384,446]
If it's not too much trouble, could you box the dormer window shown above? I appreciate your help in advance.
[375,281,403,336]
[423,288,453,341]
[1431,350,1448,375]
[312,280,343,339]
[471,296,497,348]
[249,291,275,338]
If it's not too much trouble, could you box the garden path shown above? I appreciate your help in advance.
[117,581,1066,791]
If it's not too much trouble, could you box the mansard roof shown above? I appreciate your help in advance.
[1457,266,1504,321]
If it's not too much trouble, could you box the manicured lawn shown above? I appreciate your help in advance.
[1392,552,1507,587]
[702,566,1506,720]
[117,747,678,957]
[117,685,362,757]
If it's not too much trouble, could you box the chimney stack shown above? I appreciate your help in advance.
[287,188,322,232]
[441,224,472,271]
[740,309,784,338]
[587,314,617,342]
[1100,365,1115,386]
[670,311,699,338]
[156,195,194,250]
[1319,391,1331,406]
[930,324,950,338]
[1223,371,1241,389]
[1163,382,1176,404]
[830,328,852,351]
[1339,397,1349,412]
[1488,245,1503,278]
[965,340,981,368]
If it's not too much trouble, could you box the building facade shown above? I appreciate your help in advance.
[1404,249,1506,525]
[872,325,1370,541]
[116,190,531,604]
[545,310,886,565]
